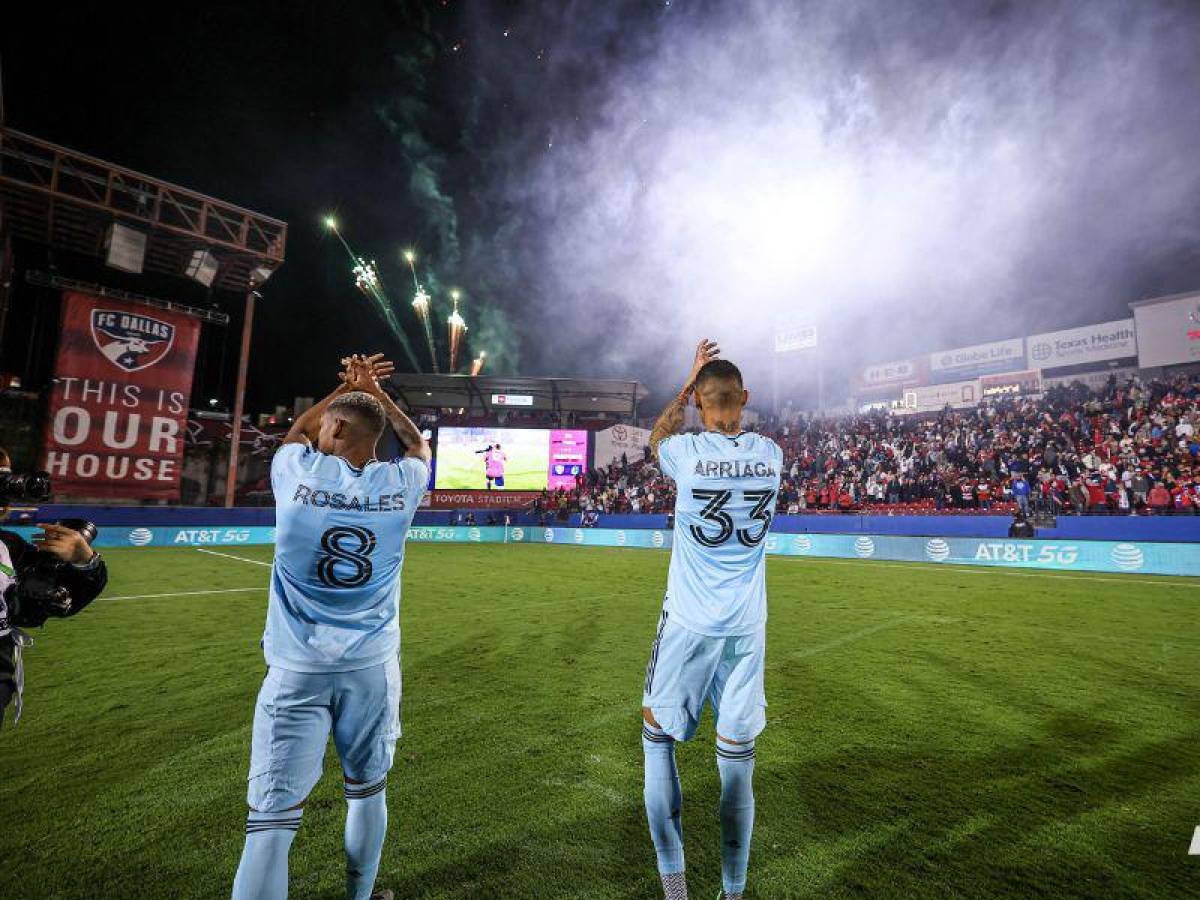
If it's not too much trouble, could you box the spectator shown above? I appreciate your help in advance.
[536,371,1198,519]
[1011,474,1031,516]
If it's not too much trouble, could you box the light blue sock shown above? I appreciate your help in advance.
[643,722,685,875]
[716,737,756,896]
[232,808,303,900]
[344,776,388,900]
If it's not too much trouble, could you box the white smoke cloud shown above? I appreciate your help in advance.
[466,0,1200,399]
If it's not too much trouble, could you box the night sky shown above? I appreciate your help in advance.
[5,2,508,410]
[5,1,1200,413]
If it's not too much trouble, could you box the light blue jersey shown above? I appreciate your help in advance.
[263,443,428,673]
[658,430,783,637]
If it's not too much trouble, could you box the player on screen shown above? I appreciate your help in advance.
[640,339,782,900]
[475,442,507,489]
[231,353,431,900]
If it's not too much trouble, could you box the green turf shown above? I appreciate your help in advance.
[1,543,1198,899]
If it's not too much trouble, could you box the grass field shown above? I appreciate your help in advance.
[1,543,1198,899]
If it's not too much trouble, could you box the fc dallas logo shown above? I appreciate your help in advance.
[91,309,175,372]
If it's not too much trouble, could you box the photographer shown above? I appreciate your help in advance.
[0,448,107,725]
[1007,508,1036,539]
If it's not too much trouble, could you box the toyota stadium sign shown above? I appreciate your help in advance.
[594,423,652,468]
[1025,319,1137,369]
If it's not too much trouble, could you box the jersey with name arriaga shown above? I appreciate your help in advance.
[264,443,428,673]
[658,430,783,637]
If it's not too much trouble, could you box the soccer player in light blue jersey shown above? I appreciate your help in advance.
[641,340,783,900]
[231,353,431,900]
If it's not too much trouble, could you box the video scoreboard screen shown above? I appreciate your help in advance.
[434,427,588,491]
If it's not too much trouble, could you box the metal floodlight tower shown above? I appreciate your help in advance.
[0,62,288,507]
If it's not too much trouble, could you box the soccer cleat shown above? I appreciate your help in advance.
[717,892,743,900]
[660,871,688,899]
[369,890,394,900]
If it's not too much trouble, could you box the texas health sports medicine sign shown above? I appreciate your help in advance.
[1025,319,1137,369]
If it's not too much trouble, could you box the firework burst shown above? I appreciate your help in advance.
[447,289,468,372]
[324,217,422,373]
[404,250,441,374]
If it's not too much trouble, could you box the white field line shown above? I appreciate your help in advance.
[107,586,265,601]
[787,616,913,660]
[774,554,1200,588]
[195,548,274,567]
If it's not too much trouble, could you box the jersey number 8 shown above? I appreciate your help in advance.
[316,525,377,589]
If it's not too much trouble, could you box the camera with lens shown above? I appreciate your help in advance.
[1,460,107,725]
[6,518,101,627]
[0,470,53,505]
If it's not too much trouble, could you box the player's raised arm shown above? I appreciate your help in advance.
[345,353,433,467]
[281,354,396,448]
[649,339,720,460]
[281,381,350,447]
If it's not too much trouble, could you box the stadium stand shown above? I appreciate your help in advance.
[552,371,1199,518]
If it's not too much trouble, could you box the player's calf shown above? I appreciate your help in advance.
[232,804,304,900]
[344,775,389,900]
[715,734,756,900]
[643,709,688,899]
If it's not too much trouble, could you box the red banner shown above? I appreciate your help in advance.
[40,292,201,500]
[422,490,540,509]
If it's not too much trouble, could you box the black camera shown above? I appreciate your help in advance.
[6,518,99,626]
[0,470,52,504]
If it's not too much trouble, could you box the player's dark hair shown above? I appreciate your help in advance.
[695,359,744,408]
[329,391,386,438]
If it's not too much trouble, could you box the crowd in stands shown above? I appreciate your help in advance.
[547,371,1200,518]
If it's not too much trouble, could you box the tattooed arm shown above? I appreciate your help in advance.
[650,339,720,460]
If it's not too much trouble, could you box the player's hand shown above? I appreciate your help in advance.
[361,352,395,382]
[339,353,393,396]
[683,339,720,395]
[338,355,372,392]
[32,523,96,565]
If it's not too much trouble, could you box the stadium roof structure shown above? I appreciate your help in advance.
[386,373,650,417]
[0,127,287,293]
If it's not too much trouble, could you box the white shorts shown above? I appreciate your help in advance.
[642,609,766,743]
[246,658,401,811]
